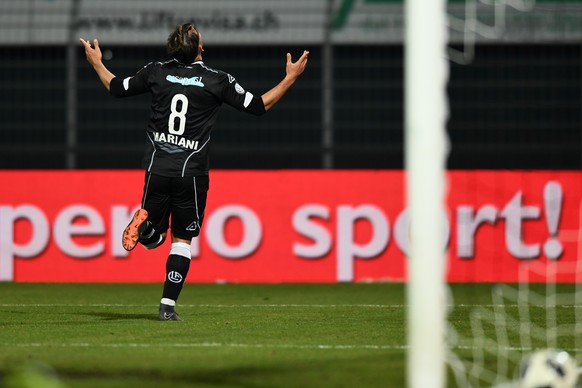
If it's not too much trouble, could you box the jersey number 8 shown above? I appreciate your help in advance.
[168,94,188,135]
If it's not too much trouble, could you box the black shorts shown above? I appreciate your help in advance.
[141,172,209,239]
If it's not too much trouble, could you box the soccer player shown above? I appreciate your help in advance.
[80,23,309,321]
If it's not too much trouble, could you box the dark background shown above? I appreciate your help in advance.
[0,43,580,170]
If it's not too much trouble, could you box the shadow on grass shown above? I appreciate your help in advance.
[57,353,400,388]
[83,312,159,321]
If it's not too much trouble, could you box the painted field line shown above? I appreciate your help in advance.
[453,345,582,352]
[3,342,582,353]
[2,303,581,308]
[455,304,582,308]
[0,303,397,308]
[3,342,402,351]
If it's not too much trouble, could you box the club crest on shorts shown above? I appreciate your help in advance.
[168,271,183,283]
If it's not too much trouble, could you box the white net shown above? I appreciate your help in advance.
[447,0,536,64]
[447,201,582,387]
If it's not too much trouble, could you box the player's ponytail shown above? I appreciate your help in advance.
[167,23,200,64]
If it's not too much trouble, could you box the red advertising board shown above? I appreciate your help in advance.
[0,170,580,283]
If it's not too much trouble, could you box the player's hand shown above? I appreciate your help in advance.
[80,38,103,67]
[286,50,309,80]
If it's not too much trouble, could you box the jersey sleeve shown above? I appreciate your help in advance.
[219,72,266,116]
[110,62,156,98]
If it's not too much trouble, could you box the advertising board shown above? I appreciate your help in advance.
[1,170,580,283]
[1,0,582,44]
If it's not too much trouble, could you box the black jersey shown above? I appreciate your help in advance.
[109,59,266,177]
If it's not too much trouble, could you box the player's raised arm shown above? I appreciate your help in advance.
[261,50,309,112]
[80,38,115,92]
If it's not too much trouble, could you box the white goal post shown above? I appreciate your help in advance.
[405,0,449,387]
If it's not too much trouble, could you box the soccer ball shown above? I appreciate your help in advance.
[518,349,579,388]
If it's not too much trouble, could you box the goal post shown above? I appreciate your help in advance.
[405,0,450,387]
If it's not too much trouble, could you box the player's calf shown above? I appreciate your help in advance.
[138,219,164,249]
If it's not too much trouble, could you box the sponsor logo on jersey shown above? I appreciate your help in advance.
[166,75,205,87]
[168,271,183,283]
[234,83,245,95]
[154,132,199,150]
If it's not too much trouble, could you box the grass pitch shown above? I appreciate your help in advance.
[0,283,578,387]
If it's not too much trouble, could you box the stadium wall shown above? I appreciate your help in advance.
[1,170,580,283]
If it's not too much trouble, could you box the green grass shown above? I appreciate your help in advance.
[0,283,578,387]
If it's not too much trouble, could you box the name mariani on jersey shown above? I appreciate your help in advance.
[154,132,199,150]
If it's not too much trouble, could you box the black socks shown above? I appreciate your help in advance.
[162,254,191,302]
[139,220,163,248]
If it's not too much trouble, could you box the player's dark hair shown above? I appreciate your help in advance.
[167,23,200,64]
